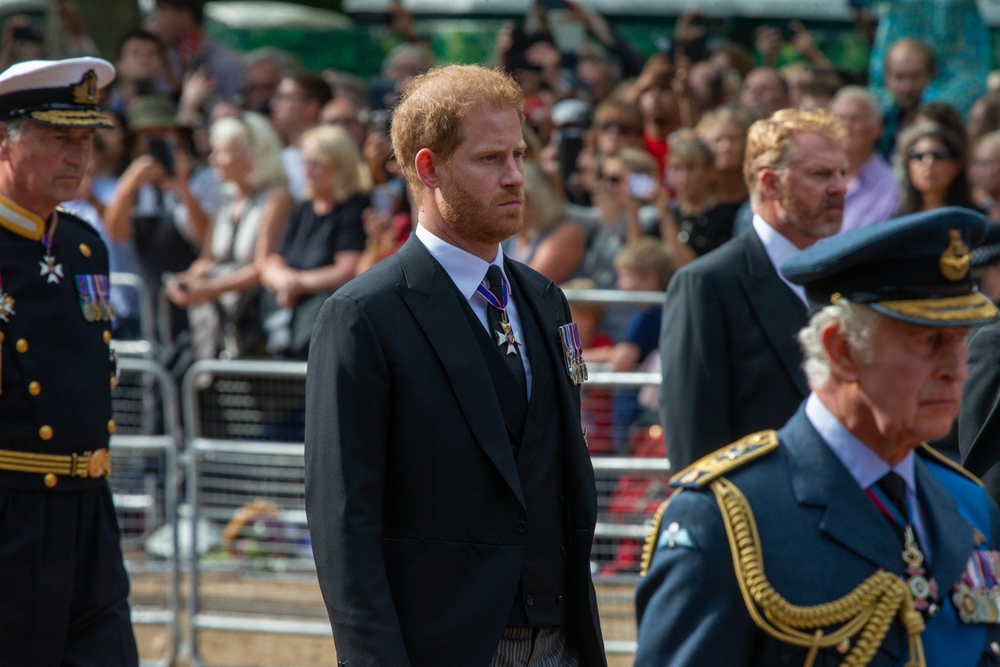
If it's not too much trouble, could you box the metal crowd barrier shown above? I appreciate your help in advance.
[561,288,665,306]
[179,359,666,663]
[110,273,157,358]
[111,357,181,667]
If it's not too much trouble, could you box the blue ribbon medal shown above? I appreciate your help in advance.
[477,271,522,356]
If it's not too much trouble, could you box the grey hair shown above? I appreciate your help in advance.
[797,299,882,389]
[830,85,883,125]
[1,118,26,142]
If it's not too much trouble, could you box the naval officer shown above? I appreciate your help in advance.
[636,207,1000,667]
[0,58,138,666]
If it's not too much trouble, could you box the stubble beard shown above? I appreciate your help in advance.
[779,181,843,240]
[438,173,525,246]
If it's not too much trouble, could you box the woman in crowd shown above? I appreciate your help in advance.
[695,107,751,206]
[259,125,369,358]
[972,131,1000,221]
[656,134,741,267]
[166,111,293,359]
[502,162,585,284]
[895,121,976,215]
[568,99,644,204]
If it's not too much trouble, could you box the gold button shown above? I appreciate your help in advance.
[103,330,111,344]
[107,420,116,434]
[15,338,27,353]
[79,243,91,257]
[110,376,116,390]
[837,638,851,654]
[43,473,57,487]
[28,381,40,396]
[39,425,53,440]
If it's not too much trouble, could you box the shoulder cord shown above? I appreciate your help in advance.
[710,477,926,667]
[640,492,679,577]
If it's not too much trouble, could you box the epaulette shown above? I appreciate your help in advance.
[56,206,101,239]
[918,442,984,488]
[670,430,779,489]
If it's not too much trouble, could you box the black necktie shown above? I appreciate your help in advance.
[485,265,527,399]
[876,471,909,545]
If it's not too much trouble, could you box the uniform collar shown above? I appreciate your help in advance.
[414,223,506,300]
[0,192,47,241]
[805,392,916,495]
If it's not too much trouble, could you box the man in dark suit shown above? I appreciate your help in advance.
[304,65,605,667]
[659,108,849,472]
[638,208,1000,667]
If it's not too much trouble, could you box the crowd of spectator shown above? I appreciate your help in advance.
[16,0,1000,451]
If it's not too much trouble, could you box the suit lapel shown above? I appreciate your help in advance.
[396,237,525,508]
[783,410,904,574]
[914,458,974,587]
[736,229,810,398]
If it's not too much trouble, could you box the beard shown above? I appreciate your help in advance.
[437,172,524,246]
[779,181,844,240]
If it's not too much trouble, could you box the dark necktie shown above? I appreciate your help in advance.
[876,470,909,545]
[484,265,527,399]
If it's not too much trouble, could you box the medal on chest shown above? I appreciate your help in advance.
[476,270,522,356]
[39,214,62,284]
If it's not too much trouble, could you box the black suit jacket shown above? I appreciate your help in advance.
[304,236,606,667]
[659,225,809,472]
[960,320,1000,502]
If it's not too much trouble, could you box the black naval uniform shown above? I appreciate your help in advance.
[0,208,138,666]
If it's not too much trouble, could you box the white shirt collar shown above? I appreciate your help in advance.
[751,214,808,305]
[804,392,916,495]
[414,223,505,299]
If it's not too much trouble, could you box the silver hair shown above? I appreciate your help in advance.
[830,85,884,125]
[797,299,882,389]
[1,118,26,142]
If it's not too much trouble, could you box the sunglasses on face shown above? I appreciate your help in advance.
[600,173,623,184]
[908,147,953,163]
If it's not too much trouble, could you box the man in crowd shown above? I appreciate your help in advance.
[271,72,333,201]
[877,39,935,159]
[304,64,606,667]
[243,47,297,114]
[739,67,789,119]
[148,0,244,98]
[637,208,1000,667]
[830,86,899,233]
[659,109,847,472]
[108,29,175,116]
[320,96,368,149]
[0,57,138,666]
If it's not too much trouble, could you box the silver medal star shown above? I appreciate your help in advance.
[39,254,63,284]
[495,320,523,356]
[0,291,14,321]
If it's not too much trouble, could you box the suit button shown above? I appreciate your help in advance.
[28,381,40,396]
[525,595,533,606]
[39,425,52,440]
[15,338,27,353]
[515,521,527,534]
[561,545,567,555]
[557,595,563,604]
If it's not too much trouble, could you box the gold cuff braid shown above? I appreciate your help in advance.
[711,477,926,667]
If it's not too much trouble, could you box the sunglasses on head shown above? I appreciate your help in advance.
[908,147,953,162]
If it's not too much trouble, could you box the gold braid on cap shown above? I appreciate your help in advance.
[711,477,926,667]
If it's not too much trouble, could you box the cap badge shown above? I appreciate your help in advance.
[940,229,971,282]
[71,70,98,105]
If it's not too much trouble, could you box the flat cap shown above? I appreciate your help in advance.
[781,207,999,327]
[0,57,115,129]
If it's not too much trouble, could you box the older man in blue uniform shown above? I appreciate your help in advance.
[0,59,138,666]
[636,207,1000,667]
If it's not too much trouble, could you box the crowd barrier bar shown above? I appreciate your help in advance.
[562,288,665,306]
[113,357,181,667]
[181,359,666,663]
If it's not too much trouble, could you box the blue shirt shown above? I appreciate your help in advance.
[623,307,662,364]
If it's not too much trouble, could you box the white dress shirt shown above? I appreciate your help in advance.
[805,393,931,562]
[415,223,532,399]
[752,214,807,305]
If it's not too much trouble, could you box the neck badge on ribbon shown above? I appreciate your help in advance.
[477,272,522,356]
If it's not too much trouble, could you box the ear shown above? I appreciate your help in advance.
[759,167,781,201]
[821,321,860,383]
[414,148,444,190]
[0,129,15,163]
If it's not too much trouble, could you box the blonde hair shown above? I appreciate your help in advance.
[614,237,675,291]
[299,124,369,203]
[390,65,524,190]
[743,108,847,205]
[669,133,715,168]
[976,129,1000,156]
[618,146,659,177]
[694,106,752,139]
[210,111,287,191]
[523,162,565,239]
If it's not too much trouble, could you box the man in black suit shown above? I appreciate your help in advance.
[659,109,848,472]
[304,65,605,667]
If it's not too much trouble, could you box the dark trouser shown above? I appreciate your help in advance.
[0,483,139,667]
[491,628,579,667]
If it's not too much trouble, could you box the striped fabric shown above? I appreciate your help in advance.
[491,628,579,667]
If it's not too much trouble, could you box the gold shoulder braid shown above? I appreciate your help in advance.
[712,476,926,667]
[639,493,679,577]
